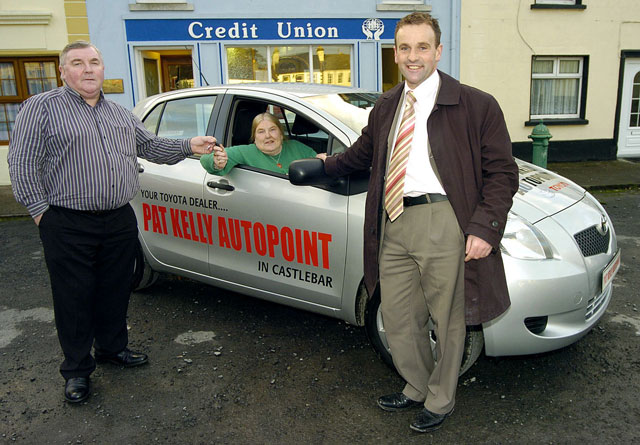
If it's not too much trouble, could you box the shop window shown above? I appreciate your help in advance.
[227,47,268,83]
[226,45,352,86]
[0,57,61,143]
[529,56,587,122]
[312,45,351,86]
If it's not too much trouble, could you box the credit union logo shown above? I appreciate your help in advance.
[362,18,384,40]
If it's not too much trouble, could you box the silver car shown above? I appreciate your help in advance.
[131,83,620,374]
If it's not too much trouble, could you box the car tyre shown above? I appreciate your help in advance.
[132,239,159,291]
[364,289,484,376]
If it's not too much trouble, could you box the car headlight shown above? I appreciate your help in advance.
[500,212,554,260]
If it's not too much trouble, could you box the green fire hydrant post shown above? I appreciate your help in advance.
[528,122,552,168]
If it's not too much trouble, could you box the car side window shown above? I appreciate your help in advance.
[142,103,163,134]
[156,95,217,139]
[270,105,329,155]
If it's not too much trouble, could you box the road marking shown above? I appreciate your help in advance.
[0,307,55,348]
[174,330,217,345]
[609,314,640,336]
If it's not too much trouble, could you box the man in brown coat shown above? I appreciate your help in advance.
[318,12,518,432]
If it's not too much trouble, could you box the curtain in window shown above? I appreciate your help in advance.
[0,63,17,96]
[531,78,579,116]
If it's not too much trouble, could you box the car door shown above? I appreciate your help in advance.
[205,91,350,309]
[132,93,220,276]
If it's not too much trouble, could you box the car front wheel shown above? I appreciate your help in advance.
[364,289,484,376]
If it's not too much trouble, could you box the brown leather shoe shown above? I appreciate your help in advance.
[377,392,423,411]
[96,348,148,367]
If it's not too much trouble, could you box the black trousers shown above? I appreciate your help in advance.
[38,204,138,380]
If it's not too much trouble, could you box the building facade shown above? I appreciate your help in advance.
[2,0,638,187]
[86,0,459,110]
[0,0,90,185]
[460,0,640,160]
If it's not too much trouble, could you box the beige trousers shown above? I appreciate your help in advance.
[379,200,466,414]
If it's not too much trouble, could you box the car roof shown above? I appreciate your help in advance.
[139,82,372,104]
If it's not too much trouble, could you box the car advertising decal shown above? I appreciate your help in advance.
[139,190,334,288]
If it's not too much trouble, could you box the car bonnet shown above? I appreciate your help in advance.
[512,160,586,224]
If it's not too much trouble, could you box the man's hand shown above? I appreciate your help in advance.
[34,213,43,226]
[316,153,327,161]
[213,144,228,170]
[190,136,217,155]
[465,235,492,262]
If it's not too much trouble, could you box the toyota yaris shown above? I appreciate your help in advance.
[131,83,620,374]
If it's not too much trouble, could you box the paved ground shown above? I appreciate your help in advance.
[1,189,639,444]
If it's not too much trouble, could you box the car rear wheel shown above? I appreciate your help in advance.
[364,290,483,376]
[132,239,159,291]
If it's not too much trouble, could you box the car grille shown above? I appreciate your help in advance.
[585,287,609,320]
[573,225,610,257]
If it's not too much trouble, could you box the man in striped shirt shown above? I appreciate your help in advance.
[7,41,216,404]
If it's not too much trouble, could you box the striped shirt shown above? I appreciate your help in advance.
[8,86,192,217]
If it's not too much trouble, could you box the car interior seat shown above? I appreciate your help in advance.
[290,115,325,153]
[230,102,267,146]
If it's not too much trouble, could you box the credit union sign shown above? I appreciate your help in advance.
[124,18,396,41]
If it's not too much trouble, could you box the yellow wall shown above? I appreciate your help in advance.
[460,0,640,143]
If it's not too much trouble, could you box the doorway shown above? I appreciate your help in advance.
[161,55,194,92]
[137,49,194,99]
[618,57,640,158]
[381,46,400,92]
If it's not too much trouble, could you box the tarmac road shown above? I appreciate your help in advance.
[1,189,639,444]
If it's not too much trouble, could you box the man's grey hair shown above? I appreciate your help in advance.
[59,41,103,66]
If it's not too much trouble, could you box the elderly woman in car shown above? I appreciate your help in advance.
[201,112,318,175]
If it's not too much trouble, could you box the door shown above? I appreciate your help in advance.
[161,56,194,92]
[132,93,219,275]
[205,94,350,309]
[618,58,640,158]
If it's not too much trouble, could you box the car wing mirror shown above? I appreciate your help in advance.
[289,158,339,186]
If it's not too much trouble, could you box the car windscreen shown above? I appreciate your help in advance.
[303,93,380,134]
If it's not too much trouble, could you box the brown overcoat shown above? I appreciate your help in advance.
[324,71,519,325]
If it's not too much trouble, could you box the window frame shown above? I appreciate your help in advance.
[0,56,62,143]
[527,55,589,126]
[531,0,586,10]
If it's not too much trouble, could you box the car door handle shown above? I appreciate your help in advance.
[137,162,144,173]
[207,180,235,191]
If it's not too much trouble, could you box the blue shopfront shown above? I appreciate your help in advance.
[86,1,460,109]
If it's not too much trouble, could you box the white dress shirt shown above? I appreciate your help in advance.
[390,71,446,197]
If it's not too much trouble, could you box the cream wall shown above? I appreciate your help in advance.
[460,0,640,144]
[0,1,86,185]
[0,1,68,54]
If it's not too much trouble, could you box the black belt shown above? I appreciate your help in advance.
[403,193,448,207]
[50,205,123,216]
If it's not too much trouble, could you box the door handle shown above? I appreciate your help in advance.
[207,180,235,191]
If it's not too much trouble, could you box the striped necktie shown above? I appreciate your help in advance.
[384,90,416,221]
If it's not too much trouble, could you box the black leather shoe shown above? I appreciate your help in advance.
[64,377,90,403]
[410,408,453,433]
[377,393,423,412]
[96,349,148,367]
